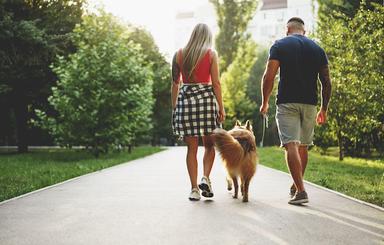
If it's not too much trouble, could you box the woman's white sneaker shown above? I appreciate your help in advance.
[189,188,201,201]
[199,176,214,198]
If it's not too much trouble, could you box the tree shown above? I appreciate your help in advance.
[317,3,384,159]
[317,0,382,21]
[0,0,84,152]
[221,39,258,128]
[127,27,172,145]
[36,12,154,156]
[209,0,258,72]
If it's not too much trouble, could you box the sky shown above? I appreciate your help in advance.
[89,0,209,58]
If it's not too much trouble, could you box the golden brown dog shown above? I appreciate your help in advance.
[213,120,258,202]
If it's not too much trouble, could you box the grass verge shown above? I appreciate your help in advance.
[258,147,384,207]
[0,146,164,202]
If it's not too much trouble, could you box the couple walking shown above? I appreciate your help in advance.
[171,17,332,205]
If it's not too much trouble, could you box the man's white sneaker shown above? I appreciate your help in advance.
[199,176,214,198]
[189,188,201,201]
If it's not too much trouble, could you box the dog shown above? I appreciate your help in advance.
[213,120,258,202]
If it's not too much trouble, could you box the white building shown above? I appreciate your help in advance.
[174,4,218,51]
[174,0,318,50]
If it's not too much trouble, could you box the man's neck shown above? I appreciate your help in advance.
[288,32,304,36]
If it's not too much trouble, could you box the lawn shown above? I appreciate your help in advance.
[258,147,384,207]
[0,146,164,202]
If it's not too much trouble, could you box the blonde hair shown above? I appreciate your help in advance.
[182,23,212,80]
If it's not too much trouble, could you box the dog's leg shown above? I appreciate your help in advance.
[232,176,238,199]
[242,178,251,202]
[240,177,245,197]
[226,176,232,191]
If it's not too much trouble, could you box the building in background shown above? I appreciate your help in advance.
[174,4,217,51]
[174,0,318,50]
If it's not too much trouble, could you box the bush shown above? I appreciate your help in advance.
[36,11,154,156]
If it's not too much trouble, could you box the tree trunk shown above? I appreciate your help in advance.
[337,128,343,161]
[14,100,28,153]
[0,98,11,145]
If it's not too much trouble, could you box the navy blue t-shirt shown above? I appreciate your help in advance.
[269,34,328,105]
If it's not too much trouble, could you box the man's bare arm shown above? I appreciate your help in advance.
[318,65,332,111]
[260,60,279,114]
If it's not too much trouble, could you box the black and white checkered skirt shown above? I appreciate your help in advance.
[172,84,221,137]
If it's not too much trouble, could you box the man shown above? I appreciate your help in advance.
[260,17,332,205]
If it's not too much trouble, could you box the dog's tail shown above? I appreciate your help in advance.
[213,128,244,163]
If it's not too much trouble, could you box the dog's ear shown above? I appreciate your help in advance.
[245,120,252,131]
[235,120,241,127]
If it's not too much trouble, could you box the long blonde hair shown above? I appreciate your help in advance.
[182,23,212,80]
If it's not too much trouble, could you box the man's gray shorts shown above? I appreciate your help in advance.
[276,103,317,147]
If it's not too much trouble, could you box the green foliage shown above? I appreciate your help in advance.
[209,0,258,72]
[0,0,84,151]
[317,3,384,158]
[313,124,337,155]
[317,0,382,22]
[221,39,257,128]
[127,27,172,145]
[37,11,154,156]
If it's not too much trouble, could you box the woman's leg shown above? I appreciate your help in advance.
[202,135,215,177]
[184,136,199,189]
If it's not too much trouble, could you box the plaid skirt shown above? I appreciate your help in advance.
[172,84,221,137]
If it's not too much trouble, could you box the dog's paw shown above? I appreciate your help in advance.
[232,194,238,199]
[242,198,248,202]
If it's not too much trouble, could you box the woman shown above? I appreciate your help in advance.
[171,23,225,201]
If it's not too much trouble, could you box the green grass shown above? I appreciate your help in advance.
[0,146,164,202]
[258,147,384,207]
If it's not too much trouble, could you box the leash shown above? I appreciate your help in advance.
[260,114,269,148]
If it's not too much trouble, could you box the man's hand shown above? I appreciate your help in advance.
[259,103,269,116]
[316,108,327,125]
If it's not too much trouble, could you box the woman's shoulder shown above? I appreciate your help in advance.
[173,48,184,64]
[173,48,181,56]
[209,49,218,58]
[208,49,218,62]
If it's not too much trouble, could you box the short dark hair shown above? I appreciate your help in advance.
[287,17,305,25]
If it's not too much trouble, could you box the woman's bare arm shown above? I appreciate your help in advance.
[210,50,225,122]
[171,52,181,109]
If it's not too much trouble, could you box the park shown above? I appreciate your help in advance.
[0,0,383,244]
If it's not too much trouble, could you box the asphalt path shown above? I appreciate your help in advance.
[0,147,383,245]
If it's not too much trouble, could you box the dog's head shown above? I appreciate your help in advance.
[234,120,253,133]
[230,120,256,152]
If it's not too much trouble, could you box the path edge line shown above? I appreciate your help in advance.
[0,148,168,206]
[260,164,384,212]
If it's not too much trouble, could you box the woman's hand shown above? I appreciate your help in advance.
[218,107,226,123]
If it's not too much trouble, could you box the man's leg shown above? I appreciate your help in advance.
[291,145,308,191]
[184,136,199,189]
[276,104,302,192]
[299,145,308,175]
[290,104,317,191]
[284,142,305,192]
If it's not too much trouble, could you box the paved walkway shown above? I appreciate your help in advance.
[0,147,383,245]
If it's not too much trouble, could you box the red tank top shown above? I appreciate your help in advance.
[179,49,211,84]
